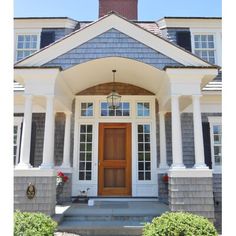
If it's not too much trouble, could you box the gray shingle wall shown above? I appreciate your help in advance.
[44,28,182,70]
[32,113,45,167]
[54,113,65,166]
[158,174,168,203]
[213,173,222,233]
[168,176,215,220]
[164,112,222,168]
[41,28,74,42]
[14,176,56,215]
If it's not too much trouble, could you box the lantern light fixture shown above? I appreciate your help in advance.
[106,69,121,109]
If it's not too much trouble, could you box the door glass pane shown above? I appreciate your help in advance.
[104,168,125,187]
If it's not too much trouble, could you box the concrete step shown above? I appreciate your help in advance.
[57,220,146,236]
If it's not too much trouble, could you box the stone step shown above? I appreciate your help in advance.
[63,215,154,222]
[57,220,147,236]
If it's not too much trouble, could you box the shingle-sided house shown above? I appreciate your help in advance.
[14,0,222,231]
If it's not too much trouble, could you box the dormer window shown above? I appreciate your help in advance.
[193,34,216,64]
[16,34,39,61]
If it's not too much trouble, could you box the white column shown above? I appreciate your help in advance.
[16,95,33,169]
[171,95,185,169]
[40,96,55,169]
[159,111,169,169]
[192,95,208,168]
[61,111,72,168]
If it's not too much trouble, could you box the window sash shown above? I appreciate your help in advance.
[193,34,216,63]
[16,34,39,61]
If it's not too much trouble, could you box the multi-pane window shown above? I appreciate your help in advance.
[212,124,222,166]
[79,125,93,180]
[193,34,215,64]
[81,103,93,117]
[16,35,38,61]
[137,102,150,117]
[101,102,130,117]
[137,124,151,180]
[13,118,22,166]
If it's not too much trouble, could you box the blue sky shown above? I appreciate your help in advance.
[14,0,221,21]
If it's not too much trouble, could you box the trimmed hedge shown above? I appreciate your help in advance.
[14,211,57,236]
[143,212,218,236]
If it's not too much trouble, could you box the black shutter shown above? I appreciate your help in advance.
[30,121,37,167]
[202,122,212,169]
[40,31,55,49]
[176,31,192,52]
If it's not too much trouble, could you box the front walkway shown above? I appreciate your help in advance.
[54,200,169,236]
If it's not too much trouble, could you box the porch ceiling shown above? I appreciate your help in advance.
[60,57,168,95]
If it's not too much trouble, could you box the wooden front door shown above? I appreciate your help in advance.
[98,123,131,196]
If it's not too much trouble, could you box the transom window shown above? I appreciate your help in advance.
[137,102,150,117]
[193,34,215,64]
[137,124,151,180]
[101,102,130,117]
[81,103,93,117]
[16,34,38,61]
[211,124,222,166]
[79,125,93,180]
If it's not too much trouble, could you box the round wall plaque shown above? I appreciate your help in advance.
[26,183,36,199]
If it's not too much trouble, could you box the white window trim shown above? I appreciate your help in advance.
[14,29,41,62]
[190,28,222,66]
[208,116,222,173]
[191,32,216,64]
[14,117,23,165]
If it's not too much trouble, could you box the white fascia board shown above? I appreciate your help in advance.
[159,18,221,29]
[16,14,211,67]
[14,18,77,29]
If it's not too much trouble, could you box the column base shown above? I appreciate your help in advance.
[193,163,209,169]
[60,163,72,169]
[170,163,186,169]
[39,163,54,169]
[15,162,32,169]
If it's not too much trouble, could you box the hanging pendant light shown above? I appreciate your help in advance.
[107,69,121,109]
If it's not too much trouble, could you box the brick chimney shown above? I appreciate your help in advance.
[99,0,138,20]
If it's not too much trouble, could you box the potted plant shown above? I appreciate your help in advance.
[56,171,69,205]
[162,173,169,184]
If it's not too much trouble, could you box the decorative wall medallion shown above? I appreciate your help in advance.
[26,183,36,199]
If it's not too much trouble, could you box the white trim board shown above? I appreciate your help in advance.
[15,13,211,67]
[72,95,158,197]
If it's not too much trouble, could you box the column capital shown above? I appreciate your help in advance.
[159,111,167,116]
[192,94,202,99]
[64,111,72,116]
[171,94,181,98]
[24,94,33,99]
[45,95,55,101]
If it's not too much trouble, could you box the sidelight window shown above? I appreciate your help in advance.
[137,124,151,180]
[79,124,93,180]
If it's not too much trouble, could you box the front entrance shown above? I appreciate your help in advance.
[98,123,132,196]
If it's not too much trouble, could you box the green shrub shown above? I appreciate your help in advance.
[143,212,218,236]
[14,211,57,236]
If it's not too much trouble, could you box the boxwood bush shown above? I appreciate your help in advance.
[14,211,57,236]
[143,212,218,236]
